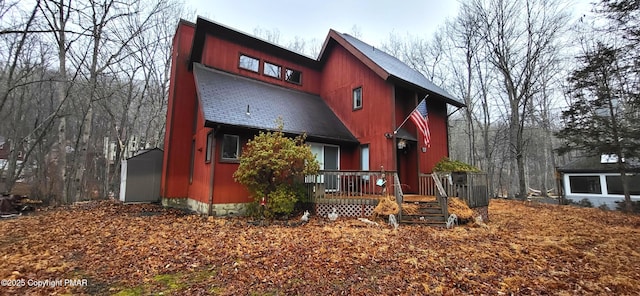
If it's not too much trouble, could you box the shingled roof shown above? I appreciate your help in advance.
[558,156,640,173]
[193,63,358,144]
[319,31,464,108]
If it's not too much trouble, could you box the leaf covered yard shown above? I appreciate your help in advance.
[1,200,639,295]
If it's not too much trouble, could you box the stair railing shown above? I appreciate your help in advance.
[393,173,403,221]
[431,172,449,219]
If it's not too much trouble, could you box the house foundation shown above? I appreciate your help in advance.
[162,197,247,216]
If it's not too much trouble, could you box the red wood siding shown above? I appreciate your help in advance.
[202,35,322,94]
[320,44,395,172]
[212,133,250,204]
[186,120,213,204]
[162,22,197,199]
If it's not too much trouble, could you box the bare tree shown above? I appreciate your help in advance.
[469,0,570,199]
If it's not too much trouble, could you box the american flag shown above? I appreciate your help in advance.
[409,99,430,148]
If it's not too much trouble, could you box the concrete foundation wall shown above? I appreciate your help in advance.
[162,197,247,216]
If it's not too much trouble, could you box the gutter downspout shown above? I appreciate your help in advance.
[207,127,219,216]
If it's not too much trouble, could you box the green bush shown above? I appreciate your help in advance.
[433,157,481,173]
[233,122,319,219]
[265,185,297,219]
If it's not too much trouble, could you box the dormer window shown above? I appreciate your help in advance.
[263,61,282,79]
[285,68,302,84]
[239,54,259,72]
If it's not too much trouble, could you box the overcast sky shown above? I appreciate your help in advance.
[185,0,462,47]
[184,0,594,51]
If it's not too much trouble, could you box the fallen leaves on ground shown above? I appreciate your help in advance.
[0,199,639,295]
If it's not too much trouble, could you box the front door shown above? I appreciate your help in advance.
[396,140,418,194]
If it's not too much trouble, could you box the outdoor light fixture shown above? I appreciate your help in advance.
[384,133,393,139]
[246,104,251,116]
[397,139,407,150]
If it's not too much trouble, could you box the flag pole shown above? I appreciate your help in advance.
[394,94,429,134]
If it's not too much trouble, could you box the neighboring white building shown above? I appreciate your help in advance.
[558,156,640,209]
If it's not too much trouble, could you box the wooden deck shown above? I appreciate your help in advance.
[321,193,437,202]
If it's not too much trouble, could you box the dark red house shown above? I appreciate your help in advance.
[161,17,464,215]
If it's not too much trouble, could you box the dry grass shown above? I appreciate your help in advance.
[0,199,639,295]
[449,197,475,221]
[372,196,399,217]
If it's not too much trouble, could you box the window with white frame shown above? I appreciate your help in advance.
[361,144,370,180]
[353,87,362,110]
[606,175,640,195]
[239,54,259,72]
[569,176,601,194]
[221,135,240,161]
[263,61,282,79]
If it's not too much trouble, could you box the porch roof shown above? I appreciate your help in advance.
[395,128,417,141]
[193,63,358,144]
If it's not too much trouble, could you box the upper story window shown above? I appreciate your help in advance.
[239,54,259,72]
[285,68,302,84]
[221,134,240,161]
[353,87,363,110]
[263,61,282,79]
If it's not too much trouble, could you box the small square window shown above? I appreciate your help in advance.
[222,135,240,161]
[205,132,213,163]
[239,54,259,72]
[353,87,362,110]
[263,62,282,79]
[285,68,302,84]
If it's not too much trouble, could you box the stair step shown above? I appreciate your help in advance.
[401,216,446,222]
[401,220,446,226]
[412,208,443,214]
[405,202,441,208]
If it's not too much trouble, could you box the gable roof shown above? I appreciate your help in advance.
[193,63,358,144]
[319,30,464,107]
[187,17,463,108]
[558,156,640,173]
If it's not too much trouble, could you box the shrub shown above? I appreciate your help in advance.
[615,200,640,213]
[577,198,593,208]
[233,122,319,219]
[433,157,480,173]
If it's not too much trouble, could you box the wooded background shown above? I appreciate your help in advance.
[1,0,637,203]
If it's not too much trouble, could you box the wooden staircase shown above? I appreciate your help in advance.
[397,172,449,227]
[400,200,447,226]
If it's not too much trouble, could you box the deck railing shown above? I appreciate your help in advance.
[304,170,402,218]
[419,172,489,208]
[305,170,399,202]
